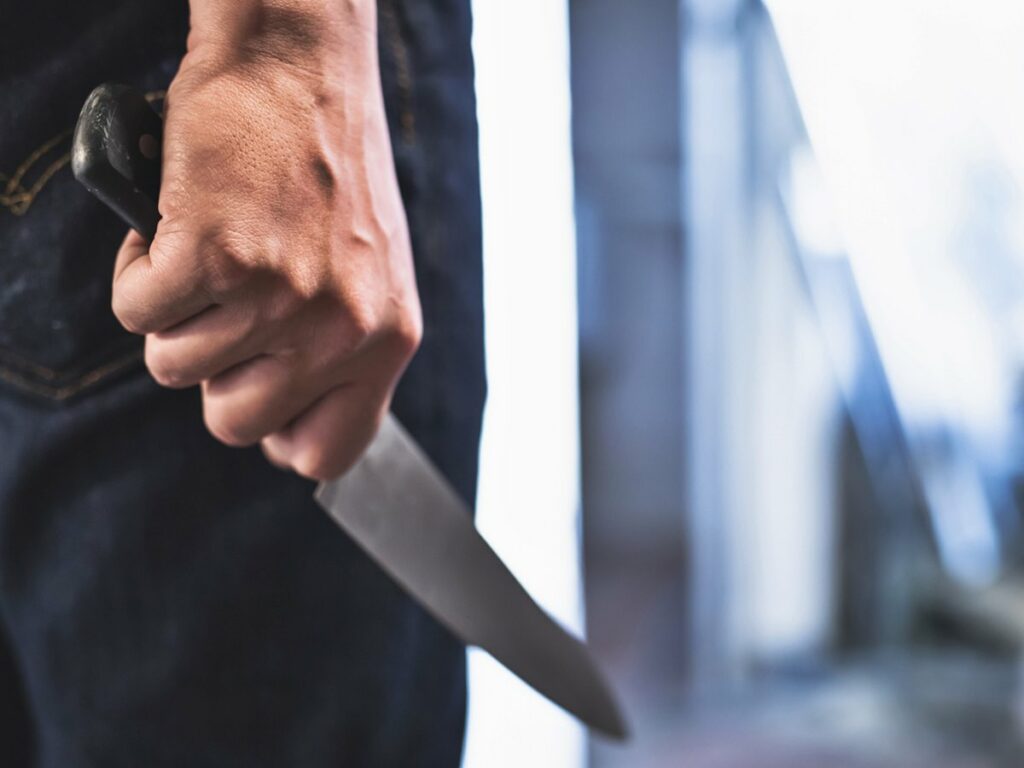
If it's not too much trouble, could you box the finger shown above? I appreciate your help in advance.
[260,384,387,481]
[145,303,264,388]
[112,229,214,334]
[201,354,326,447]
[261,440,292,471]
[199,317,397,447]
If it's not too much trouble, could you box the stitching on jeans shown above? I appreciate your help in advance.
[380,0,416,146]
[0,339,138,381]
[0,347,143,401]
[0,130,71,215]
[0,345,77,381]
[0,92,165,398]
[0,91,166,216]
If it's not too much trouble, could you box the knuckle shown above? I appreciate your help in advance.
[147,231,185,267]
[199,230,258,298]
[331,302,376,360]
[345,308,375,349]
[144,340,195,389]
[283,261,328,304]
[260,434,291,469]
[291,446,334,481]
[203,401,256,448]
[111,293,148,335]
[392,306,423,361]
[345,297,377,342]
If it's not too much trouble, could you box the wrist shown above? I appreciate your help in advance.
[186,0,376,75]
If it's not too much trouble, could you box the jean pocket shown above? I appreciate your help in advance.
[0,79,178,402]
[0,139,144,402]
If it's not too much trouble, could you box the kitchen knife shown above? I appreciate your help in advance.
[72,83,628,740]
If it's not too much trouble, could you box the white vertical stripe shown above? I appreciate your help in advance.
[464,0,585,766]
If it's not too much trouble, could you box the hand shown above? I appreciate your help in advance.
[111,0,421,481]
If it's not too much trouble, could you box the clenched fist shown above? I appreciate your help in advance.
[111,0,421,481]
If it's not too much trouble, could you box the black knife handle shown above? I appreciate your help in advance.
[72,83,163,241]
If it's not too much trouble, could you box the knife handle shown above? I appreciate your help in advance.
[72,83,163,241]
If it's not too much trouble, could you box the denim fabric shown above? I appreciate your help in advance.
[0,2,187,396]
[0,1,486,766]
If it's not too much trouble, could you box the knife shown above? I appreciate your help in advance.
[71,83,628,740]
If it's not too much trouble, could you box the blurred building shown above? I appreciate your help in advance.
[573,1,1024,766]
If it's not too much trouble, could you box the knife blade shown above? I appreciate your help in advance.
[71,83,628,740]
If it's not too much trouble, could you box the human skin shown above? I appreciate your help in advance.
[111,0,422,481]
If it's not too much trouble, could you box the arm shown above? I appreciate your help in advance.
[111,0,421,480]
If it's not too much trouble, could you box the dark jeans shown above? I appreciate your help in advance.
[0,2,485,766]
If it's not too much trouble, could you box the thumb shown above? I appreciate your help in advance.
[113,228,152,284]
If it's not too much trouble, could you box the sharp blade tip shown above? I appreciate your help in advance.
[589,702,631,742]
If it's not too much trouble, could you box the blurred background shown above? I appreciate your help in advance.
[466,1,1024,766]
